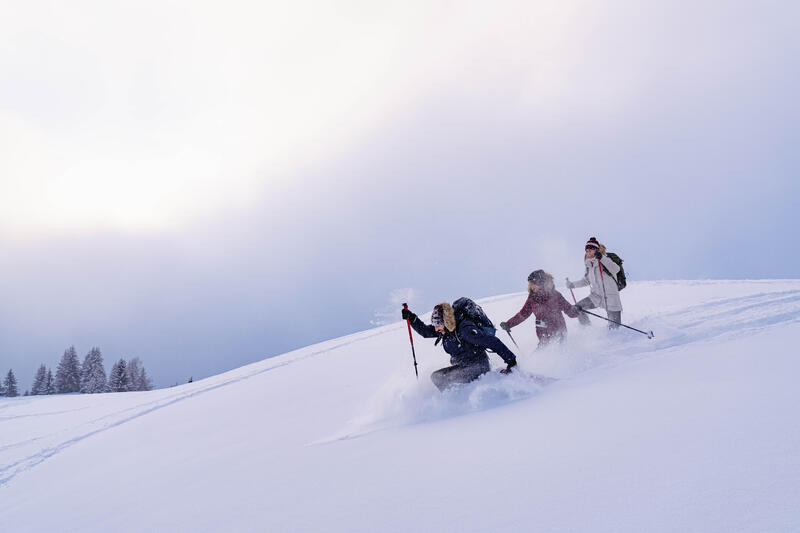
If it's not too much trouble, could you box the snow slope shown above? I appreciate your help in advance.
[1,280,799,532]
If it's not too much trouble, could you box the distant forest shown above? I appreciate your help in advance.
[1,346,152,397]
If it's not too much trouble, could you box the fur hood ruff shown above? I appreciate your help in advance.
[435,302,457,332]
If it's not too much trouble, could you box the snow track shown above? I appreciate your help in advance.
[0,327,396,487]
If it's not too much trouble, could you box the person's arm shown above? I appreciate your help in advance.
[409,316,440,339]
[460,323,517,365]
[504,293,535,329]
[557,291,580,318]
[568,266,590,288]
[599,254,620,277]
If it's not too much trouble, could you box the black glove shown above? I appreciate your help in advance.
[594,251,602,260]
[573,304,583,313]
[500,359,517,374]
[499,321,511,332]
[401,308,416,321]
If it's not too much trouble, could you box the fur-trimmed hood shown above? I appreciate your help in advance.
[528,270,555,293]
[432,302,457,332]
[540,271,555,292]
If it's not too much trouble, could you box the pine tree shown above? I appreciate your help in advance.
[126,357,153,391]
[4,369,19,397]
[80,347,107,394]
[108,359,129,392]
[45,369,55,395]
[55,346,81,393]
[125,357,141,391]
[138,366,153,391]
[31,364,48,395]
[0,376,5,396]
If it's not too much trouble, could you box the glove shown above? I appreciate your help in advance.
[499,321,511,332]
[401,308,416,321]
[594,251,602,260]
[500,359,517,374]
[565,279,574,289]
[572,304,583,313]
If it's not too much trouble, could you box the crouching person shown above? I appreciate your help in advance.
[499,270,579,348]
[401,300,517,391]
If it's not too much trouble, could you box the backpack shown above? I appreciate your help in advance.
[452,297,496,336]
[601,252,627,291]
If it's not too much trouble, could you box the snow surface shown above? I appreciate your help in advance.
[1,280,799,532]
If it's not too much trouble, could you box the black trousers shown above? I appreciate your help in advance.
[576,296,621,329]
[431,363,489,391]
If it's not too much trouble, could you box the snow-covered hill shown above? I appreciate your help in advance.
[1,280,799,532]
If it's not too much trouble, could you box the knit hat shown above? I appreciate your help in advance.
[431,304,445,326]
[585,237,601,250]
[527,269,547,286]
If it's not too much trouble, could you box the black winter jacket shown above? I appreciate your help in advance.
[410,317,517,369]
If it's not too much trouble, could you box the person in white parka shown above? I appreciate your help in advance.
[566,237,623,328]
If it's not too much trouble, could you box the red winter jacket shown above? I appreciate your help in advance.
[505,289,579,341]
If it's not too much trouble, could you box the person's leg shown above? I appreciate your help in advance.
[607,310,622,329]
[576,297,596,326]
[536,337,549,350]
[537,331,562,349]
[430,364,487,391]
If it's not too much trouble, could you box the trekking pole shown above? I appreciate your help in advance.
[504,328,520,349]
[566,277,578,304]
[597,259,610,311]
[402,303,419,379]
[578,308,654,338]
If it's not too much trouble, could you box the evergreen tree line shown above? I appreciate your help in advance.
[1,346,152,397]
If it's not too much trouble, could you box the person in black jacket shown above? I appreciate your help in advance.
[402,302,517,391]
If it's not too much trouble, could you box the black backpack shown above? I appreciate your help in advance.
[602,253,627,291]
[452,297,496,336]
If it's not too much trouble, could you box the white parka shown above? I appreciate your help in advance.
[571,254,623,311]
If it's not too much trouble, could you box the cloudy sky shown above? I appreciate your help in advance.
[1,0,798,389]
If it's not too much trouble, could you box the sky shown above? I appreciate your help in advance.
[1,0,798,389]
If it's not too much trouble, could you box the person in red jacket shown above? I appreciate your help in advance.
[500,270,580,348]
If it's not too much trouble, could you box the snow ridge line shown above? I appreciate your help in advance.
[0,326,398,488]
[0,406,92,422]
[656,290,800,320]
[578,291,800,368]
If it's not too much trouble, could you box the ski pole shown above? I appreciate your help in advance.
[597,258,610,312]
[402,303,419,379]
[577,308,654,338]
[504,328,520,349]
[566,277,577,304]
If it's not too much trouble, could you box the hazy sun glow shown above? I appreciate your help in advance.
[1,0,592,236]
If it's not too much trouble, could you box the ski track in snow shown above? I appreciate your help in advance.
[2,283,800,487]
[0,327,398,487]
